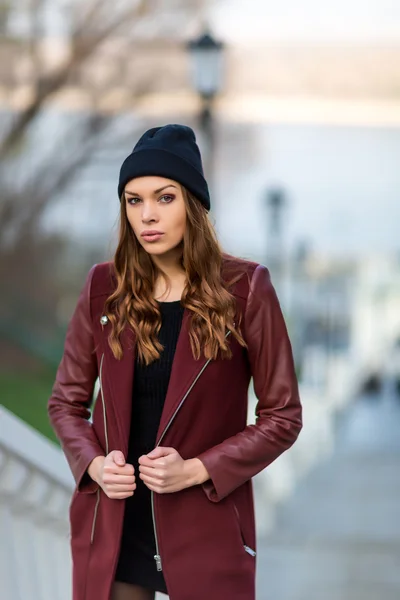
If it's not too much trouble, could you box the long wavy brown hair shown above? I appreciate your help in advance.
[103,186,247,364]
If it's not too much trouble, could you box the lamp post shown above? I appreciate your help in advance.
[187,30,225,201]
[265,187,287,292]
[291,239,310,377]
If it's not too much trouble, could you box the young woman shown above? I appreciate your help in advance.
[48,124,302,600]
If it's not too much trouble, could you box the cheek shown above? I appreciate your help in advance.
[170,206,187,238]
[176,213,187,237]
[126,209,140,234]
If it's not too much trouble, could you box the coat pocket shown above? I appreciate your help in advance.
[231,500,257,557]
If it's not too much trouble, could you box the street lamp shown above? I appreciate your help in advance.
[187,30,225,198]
[265,187,287,283]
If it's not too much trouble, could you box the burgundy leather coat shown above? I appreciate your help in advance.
[48,256,302,600]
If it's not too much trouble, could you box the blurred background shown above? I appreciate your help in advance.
[1,1,400,599]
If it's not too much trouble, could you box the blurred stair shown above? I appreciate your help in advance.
[256,392,400,600]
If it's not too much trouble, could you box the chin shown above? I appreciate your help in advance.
[143,244,175,256]
[142,240,183,258]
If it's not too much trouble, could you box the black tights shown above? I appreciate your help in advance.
[110,581,156,600]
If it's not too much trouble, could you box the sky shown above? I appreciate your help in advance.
[10,0,400,43]
[210,0,400,44]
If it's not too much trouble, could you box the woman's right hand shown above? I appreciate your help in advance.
[88,451,136,499]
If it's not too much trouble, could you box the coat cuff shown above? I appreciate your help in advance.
[196,451,230,502]
[75,447,104,494]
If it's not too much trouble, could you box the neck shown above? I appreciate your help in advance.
[151,248,184,278]
[151,248,186,301]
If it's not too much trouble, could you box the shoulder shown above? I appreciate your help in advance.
[221,253,270,300]
[89,261,116,298]
[87,256,270,300]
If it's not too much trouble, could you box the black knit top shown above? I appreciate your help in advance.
[128,299,185,459]
[115,300,185,593]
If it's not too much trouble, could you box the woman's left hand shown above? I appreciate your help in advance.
[138,447,209,493]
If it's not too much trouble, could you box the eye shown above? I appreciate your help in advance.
[159,194,175,203]
[127,197,141,205]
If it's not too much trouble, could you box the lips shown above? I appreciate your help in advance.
[141,231,164,243]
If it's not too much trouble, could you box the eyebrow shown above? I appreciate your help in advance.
[124,184,177,197]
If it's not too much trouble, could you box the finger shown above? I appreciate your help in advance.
[139,455,168,468]
[146,447,176,459]
[108,450,126,467]
[105,483,136,493]
[103,471,136,481]
[139,465,162,477]
[140,477,160,491]
[138,455,156,467]
[107,491,134,499]
[118,462,135,475]
[158,446,176,455]
[104,463,135,476]
[102,474,135,485]
[145,447,165,459]
[140,479,172,494]
[150,457,169,467]
[141,482,159,493]
[139,473,165,488]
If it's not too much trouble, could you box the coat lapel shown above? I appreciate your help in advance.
[102,307,227,452]
[103,324,136,456]
[156,308,209,444]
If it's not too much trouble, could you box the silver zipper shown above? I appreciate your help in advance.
[90,488,101,544]
[233,500,257,557]
[99,353,109,455]
[90,353,107,545]
[151,329,232,571]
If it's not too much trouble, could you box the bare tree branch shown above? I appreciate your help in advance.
[0,0,148,159]
[0,0,202,255]
[0,0,204,365]
[0,67,155,247]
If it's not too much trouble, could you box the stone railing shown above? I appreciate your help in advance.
[0,406,73,600]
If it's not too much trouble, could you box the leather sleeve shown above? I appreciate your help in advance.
[197,265,302,502]
[48,265,104,493]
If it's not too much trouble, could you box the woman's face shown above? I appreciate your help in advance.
[124,176,187,257]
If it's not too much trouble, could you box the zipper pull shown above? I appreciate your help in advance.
[244,545,257,557]
[154,554,162,571]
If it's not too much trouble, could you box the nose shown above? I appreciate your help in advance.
[141,201,159,224]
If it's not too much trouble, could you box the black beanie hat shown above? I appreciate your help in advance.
[118,124,210,211]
